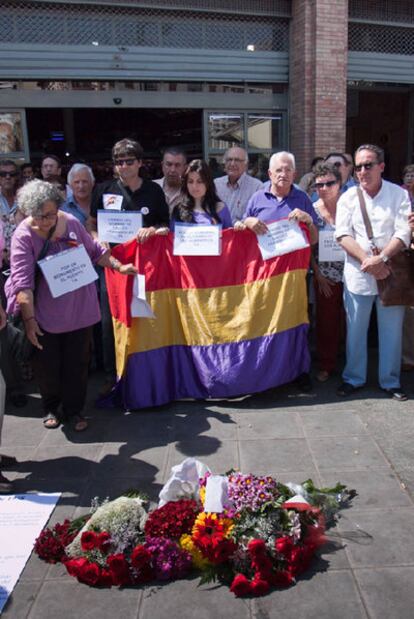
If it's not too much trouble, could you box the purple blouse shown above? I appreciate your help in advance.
[6,213,105,333]
[171,204,233,230]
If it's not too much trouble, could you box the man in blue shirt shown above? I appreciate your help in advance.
[240,151,318,244]
[238,151,317,392]
[61,163,95,226]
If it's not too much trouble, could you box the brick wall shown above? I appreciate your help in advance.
[289,0,348,176]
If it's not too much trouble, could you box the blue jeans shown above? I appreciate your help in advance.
[343,287,404,389]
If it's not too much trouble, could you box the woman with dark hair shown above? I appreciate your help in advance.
[171,159,232,228]
[311,163,344,382]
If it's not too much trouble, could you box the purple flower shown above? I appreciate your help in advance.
[144,537,192,580]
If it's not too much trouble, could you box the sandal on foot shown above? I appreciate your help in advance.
[43,413,60,429]
[73,415,88,432]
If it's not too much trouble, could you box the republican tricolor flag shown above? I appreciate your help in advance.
[105,228,311,409]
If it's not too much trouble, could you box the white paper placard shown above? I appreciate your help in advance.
[102,193,123,211]
[257,219,309,260]
[38,244,98,299]
[131,273,155,318]
[0,493,61,613]
[318,229,345,262]
[97,210,143,244]
[204,475,230,513]
[173,223,221,256]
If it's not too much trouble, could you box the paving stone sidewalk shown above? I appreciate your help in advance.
[2,369,414,619]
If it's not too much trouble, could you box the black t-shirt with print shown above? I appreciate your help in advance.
[91,178,169,228]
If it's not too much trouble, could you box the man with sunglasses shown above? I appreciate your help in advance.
[324,152,356,194]
[88,138,169,394]
[335,144,411,401]
[0,159,18,218]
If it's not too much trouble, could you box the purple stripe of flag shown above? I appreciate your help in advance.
[107,325,310,410]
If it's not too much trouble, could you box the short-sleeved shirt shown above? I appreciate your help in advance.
[153,177,184,213]
[214,173,263,223]
[6,214,105,333]
[335,180,411,295]
[170,204,232,229]
[61,197,89,226]
[91,178,169,229]
[243,185,318,224]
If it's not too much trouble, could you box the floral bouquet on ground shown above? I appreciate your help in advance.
[34,459,355,596]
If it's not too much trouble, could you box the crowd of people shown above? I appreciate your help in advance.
[0,138,413,493]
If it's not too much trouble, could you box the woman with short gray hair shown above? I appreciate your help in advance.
[5,180,136,431]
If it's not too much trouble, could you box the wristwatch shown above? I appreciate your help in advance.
[380,253,390,264]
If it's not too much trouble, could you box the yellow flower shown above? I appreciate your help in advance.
[179,534,210,570]
[199,486,206,505]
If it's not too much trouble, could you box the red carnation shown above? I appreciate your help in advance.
[107,553,131,586]
[64,557,89,578]
[96,532,112,553]
[251,576,270,596]
[210,539,237,564]
[275,535,294,556]
[230,573,253,597]
[98,568,113,587]
[78,561,101,586]
[81,530,99,551]
[131,545,151,569]
[270,569,295,588]
[248,539,267,557]
[145,500,199,539]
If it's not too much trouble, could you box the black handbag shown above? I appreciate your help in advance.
[357,187,414,306]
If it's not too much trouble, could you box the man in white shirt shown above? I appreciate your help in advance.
[214,147,263,223]
[335,144,411,401]
[154,147,187,213]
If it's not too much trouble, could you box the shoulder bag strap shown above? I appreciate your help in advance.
[356,186,379,254]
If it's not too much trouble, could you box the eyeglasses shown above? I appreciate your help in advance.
[113,158,136,166]
[331,161,343,168]
[225,158,245,164]
[0,171,18,178]
[34,211,58,221]
[314,180,338,189]
[354,161,378,172]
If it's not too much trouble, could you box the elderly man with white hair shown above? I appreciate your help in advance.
[237,151,318,392]
[239,151,318,243]
[61,163,95,226]
[214,146,263,223]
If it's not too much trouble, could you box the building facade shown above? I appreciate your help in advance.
[0,0,413,180]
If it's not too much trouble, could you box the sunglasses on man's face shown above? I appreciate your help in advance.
[0,171,18,178]
[314,180,338,189]
[113,158,137,167]
[354,161,378,172]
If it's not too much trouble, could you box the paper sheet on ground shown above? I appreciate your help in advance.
[38,244,98,298]
[0,492,60,613]
[173,222,221,256]
[131,273,155,318]
[257,219,309,260]
[318,229,345,262]
[97,210,143,244]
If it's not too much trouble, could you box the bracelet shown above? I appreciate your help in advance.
[23,316,36,323]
